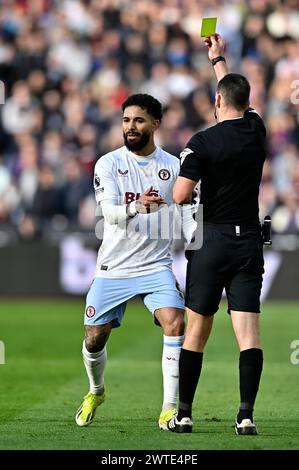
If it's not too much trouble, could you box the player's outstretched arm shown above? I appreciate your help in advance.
[204,34,228,82]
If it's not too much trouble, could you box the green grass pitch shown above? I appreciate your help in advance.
[0,300,298,450]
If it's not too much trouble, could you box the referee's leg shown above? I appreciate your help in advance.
[227,234,264,434]
[230,310,261,350]
[183,308,214,352]
[175,308,214,425]
[170,234,224,430]
[231,310,263,433]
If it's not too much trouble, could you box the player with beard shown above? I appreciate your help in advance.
[75,94,198,429]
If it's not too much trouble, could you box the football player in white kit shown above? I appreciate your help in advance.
[75,94,197,430]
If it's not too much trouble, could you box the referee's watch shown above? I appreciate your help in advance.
[211,56,226,66]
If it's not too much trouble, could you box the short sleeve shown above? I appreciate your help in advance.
[94,156,121,204]
[244,108,266,136]
[179,134,206,182]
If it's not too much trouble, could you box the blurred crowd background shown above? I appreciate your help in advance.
[1,0,299,244]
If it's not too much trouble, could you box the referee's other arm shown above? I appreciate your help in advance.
[173,176,197,205]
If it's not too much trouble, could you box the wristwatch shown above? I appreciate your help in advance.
[211,56,226,66]
[126,201,137,218]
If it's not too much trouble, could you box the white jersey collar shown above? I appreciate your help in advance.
[128,147,158,163]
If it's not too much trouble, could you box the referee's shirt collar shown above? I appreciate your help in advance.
[219,116,244,123]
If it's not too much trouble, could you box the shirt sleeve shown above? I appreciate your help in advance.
[100,200,130,225]
[172,192,199,244]
[94,156,130,225]
[179,134,206,182]
[244,108,266,136]
[94,156,121,205]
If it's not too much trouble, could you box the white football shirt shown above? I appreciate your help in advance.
[93,145,196,278]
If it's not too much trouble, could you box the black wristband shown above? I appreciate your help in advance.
[211,56,226,66]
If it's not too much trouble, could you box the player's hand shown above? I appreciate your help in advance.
[136,186,165,214]
[204,34,225,60]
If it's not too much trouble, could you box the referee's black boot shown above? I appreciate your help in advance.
[167,415,193,433]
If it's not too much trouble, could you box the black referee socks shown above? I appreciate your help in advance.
[177,349,203,420]
[177,348,263,423]
[237,348,263,423]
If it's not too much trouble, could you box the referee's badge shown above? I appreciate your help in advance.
[158,169,170,180]
[180,147,194,165]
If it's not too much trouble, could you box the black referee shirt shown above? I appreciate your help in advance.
[180,109,266,225]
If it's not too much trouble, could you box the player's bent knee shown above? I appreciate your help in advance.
[85,325,112,352]
[85,337,102,353]
[162,315,185,336]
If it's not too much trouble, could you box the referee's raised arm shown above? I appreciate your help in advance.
[173,34,229,205]
[204,34,228,82]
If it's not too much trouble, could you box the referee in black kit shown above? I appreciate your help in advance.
[167,34,266,435]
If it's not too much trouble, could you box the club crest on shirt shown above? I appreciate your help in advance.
[85,306,96,318]
[118,169,129,176]
[94,174,101,189]
[158,169,170,180]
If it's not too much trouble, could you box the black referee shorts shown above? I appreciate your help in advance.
[185,222,264,316]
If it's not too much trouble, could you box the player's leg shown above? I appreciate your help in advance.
[76,323,112,427]
[76,277,130,427]
[140,270,185,430]
[83,323,112,394]
[154,306,185,429]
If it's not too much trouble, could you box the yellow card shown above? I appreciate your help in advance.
[200,17,217,37]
